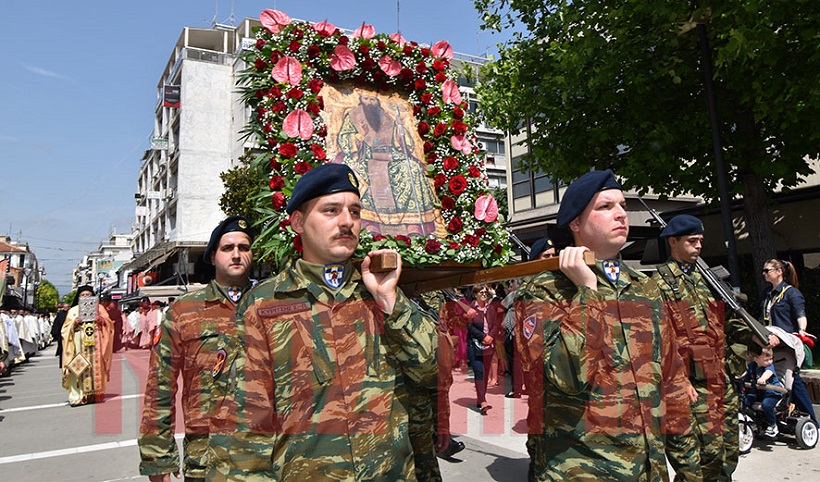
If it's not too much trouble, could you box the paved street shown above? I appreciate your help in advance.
[1,345,818,481]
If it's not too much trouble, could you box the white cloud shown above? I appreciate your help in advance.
[23,63,67,80]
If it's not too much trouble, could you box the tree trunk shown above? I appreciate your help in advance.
[740,172,777,295]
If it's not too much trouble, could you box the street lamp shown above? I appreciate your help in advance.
[23,267,32,309]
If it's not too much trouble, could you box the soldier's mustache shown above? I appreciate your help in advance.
[337,229,355,238]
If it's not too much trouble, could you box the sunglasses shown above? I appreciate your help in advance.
[476,290,490,295]
[762,268,778,274]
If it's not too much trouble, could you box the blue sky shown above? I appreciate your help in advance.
[0,0,511,296]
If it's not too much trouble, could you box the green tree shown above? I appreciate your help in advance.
[34,279,59,311]
[474,0,819,291]
[219,151,269,229]
[61,290,76,306]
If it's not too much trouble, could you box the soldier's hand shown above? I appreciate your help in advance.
[361,249,401,314]
[559,246,597,290]
[148,471,180,482]
[435,432,451,454]
[686,384,698,403]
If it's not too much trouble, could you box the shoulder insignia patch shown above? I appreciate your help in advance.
[212,349,228,378]
[323,263,345,289]
[152,326,162,347]
[523,314,537,340]
[602,259,620,284]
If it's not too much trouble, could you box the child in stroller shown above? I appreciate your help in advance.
[737,328,818,452]
[740,345,784,437]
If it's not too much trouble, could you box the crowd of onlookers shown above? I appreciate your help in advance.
[0,308,54,377]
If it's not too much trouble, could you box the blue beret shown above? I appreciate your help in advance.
[529,236,555,261]
[286,163,360,214]
[660,214,704,239]
[204,215,255,264]
[556,169,621,227]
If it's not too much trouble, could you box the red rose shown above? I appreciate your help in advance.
[452,120,467,135]
[468,165,481,178]
[318,125,328,137]
[421,93,433,104]
[433,123,448,137]
[293,28,304,39]
[317,96,324,109]
[432,59,446,72]
[425,238,442,253]
[269,175,285,190]
[307,44,321,58]
[413,104,422,116]
[402,45,413,56]
[310,144,326,160]
[395,235,411,247]
[434,174,448,189]
[269,158,281,170]
[435,72,447,83]
[441,196,456,210]
[255,89,265,99]
[278,217,291,229]
[339,35,349,45]
[423,141,434,153]
[269,85,282,98]
[449,175,468,196]
[267,137,278,147]
[288,40,301,52]
[443,157,459,171]
[427,106,441,116]
[255,38,266,49]
[294,161,312,174]
[420,47,431,57]
[286,87,304,100]
[463,235,479,247]
[427,152,437,162]
[272,101,286,113]
[293,233,303,253]
[279,143,298,158]
[417,121,430,135]
[453,106,464,119]
[447,217,463,234]
[373,234,386,242]
[270,50,283,62]
[272,191,286,210]
[377,41,387,50]
[307,102,321,115]
[415,61,427,74]
[358,45,370,54]
[372,70,384,82]
[414,78,427,90]
[400,68,414,82]
[254,58,268,71]
[308,78,323,93]
[494,244,503,254]
[263,122,273,133]
[360,57,375,71]
[476,228,487,236]
[257,106,268,120]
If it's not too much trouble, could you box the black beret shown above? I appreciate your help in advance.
[529,236,555,261]
[660,214,704,239]
[556,169,621,227]
[286,163,360,214]
[204,215,255,264]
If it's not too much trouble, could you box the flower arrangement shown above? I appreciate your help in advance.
[238,9,512,268]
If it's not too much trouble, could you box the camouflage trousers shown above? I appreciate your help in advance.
[666,379,740,482]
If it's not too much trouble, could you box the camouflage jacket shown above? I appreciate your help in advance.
[207,260,438,481]
[138,280,242,478]
[652,260,753,414]
[515,259,691,482]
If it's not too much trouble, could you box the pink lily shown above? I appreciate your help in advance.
[330,45,356,71]
[272,56,303,85]
[260,9,291,34]
[283,109,314,140]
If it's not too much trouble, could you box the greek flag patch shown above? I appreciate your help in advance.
[602,259,620,283]
[323,263,345,289]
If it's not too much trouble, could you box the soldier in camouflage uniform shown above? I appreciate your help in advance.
[653,215,759,482]
[138,215,255,481]
[514,170,695,481]
[206,164,438,481]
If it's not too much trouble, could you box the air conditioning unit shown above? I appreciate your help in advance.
[476,141,487,151]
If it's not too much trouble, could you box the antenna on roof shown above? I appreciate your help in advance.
[396,0,401,36]
[212,0,236,28]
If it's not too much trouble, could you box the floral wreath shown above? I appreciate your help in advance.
[239,9,512,268]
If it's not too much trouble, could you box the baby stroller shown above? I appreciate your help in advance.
[737,380,817,452]
[737,327,818,453]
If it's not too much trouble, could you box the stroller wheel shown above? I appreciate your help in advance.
[739,412,755,454]
[794,418,818,449]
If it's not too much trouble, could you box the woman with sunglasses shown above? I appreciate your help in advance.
[760,259,817,424]
[466,284,504,414]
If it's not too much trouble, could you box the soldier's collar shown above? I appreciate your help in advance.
[294,259,359,295]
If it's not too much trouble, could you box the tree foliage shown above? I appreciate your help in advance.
[33,279,59,311]
[474,0,819,288]
[219,151,268,228]
[61,290,76,306]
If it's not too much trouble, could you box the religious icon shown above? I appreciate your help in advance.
[321,83,446,238]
